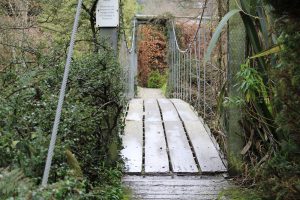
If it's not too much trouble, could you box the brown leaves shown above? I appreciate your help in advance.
[137,25,167,86]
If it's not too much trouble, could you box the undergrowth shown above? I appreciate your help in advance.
[0,49,126,199]
[147,70,167,88]
[218,0,300,199]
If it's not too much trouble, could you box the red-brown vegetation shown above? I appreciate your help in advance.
[137,25,167,86]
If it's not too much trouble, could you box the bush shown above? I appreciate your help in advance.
[147,70,166,88]
[0,48,125,199]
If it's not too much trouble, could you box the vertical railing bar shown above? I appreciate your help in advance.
[197,27,201,110]
[189,48,192,103]
[174,44,177,98]
[179,52,181,99]
[183,53,186,101]
[203,27,207,118]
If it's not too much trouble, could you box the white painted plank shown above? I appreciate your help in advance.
[126,99,143,121]
[144,99,161,122]
[184,121,227,172]
[157,99,180,121]
[121,121,143,173]
[164,121,198,173]
[123,175,228,182]
[123,175,229,200]
[171,99,199,121]
[123,175,229,199]
[136,194,216,200]
[145,121,169,173]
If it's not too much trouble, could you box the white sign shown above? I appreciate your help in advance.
[96,0,119,27]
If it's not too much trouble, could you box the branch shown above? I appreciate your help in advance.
[0,42,39,55]
[0,25,38,30]
[82,3,90,14]
[5,86,33,99]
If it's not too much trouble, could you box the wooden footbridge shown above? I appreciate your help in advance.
[119,11,231,200]
[121,97,229,199]
[122,98,226,174]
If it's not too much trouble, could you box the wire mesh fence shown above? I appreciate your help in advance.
[167,0,227,123]
[119,0,228,124]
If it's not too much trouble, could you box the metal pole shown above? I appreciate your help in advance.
[203,27,207,118]
[178,51,181,98]
[183,53,186,100]
[173,37,176,97]
[193,41,198,106]
[197,28,201,109]
[170,35,174,97]
[189,48,192,102]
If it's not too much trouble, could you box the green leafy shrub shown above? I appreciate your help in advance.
[0,168,33,199]
[32,175,87,200]
[147,70,166,88]
[0,48,125,199]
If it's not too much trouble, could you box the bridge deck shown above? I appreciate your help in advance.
[123,175,229,200]
[121,98,226,174]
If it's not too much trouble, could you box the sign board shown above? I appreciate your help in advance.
[96,0,119,27]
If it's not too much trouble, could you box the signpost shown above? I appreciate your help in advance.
[96,0,119,52]
[96,0,119,28]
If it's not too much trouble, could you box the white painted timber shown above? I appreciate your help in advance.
[121,121,143,173]
[123,175,230,200]
[164,121,198,173]
[184,121,227,172]
[126,99,143,121]
[157,99,180,121]
[144,99,161,122]
[145,121,169,173]
[171,99,199,121]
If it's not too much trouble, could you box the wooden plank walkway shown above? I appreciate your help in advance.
[121,98,226,174]
[145,121,169,173]
[123,175,230,200]
[121,121,143,173]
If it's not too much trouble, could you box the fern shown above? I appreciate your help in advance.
[0,168,33,199]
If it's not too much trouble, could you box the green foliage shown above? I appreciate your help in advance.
[0,48,125,199]
[121,0,140,42]
[204,9,240,63]
[236,60,268,103]
[33,176,86,200]
[218,188,262,200]
[147,70,167,88]
[65,150,83,178]
[257,141,300,200]
[273,29,300,139]
[0,168,33,199]
[214,0,300,199]
[0,0,130,199]
[161,82,167,96]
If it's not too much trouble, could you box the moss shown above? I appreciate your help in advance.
[228,152,244,175]
[122,186,133,200]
